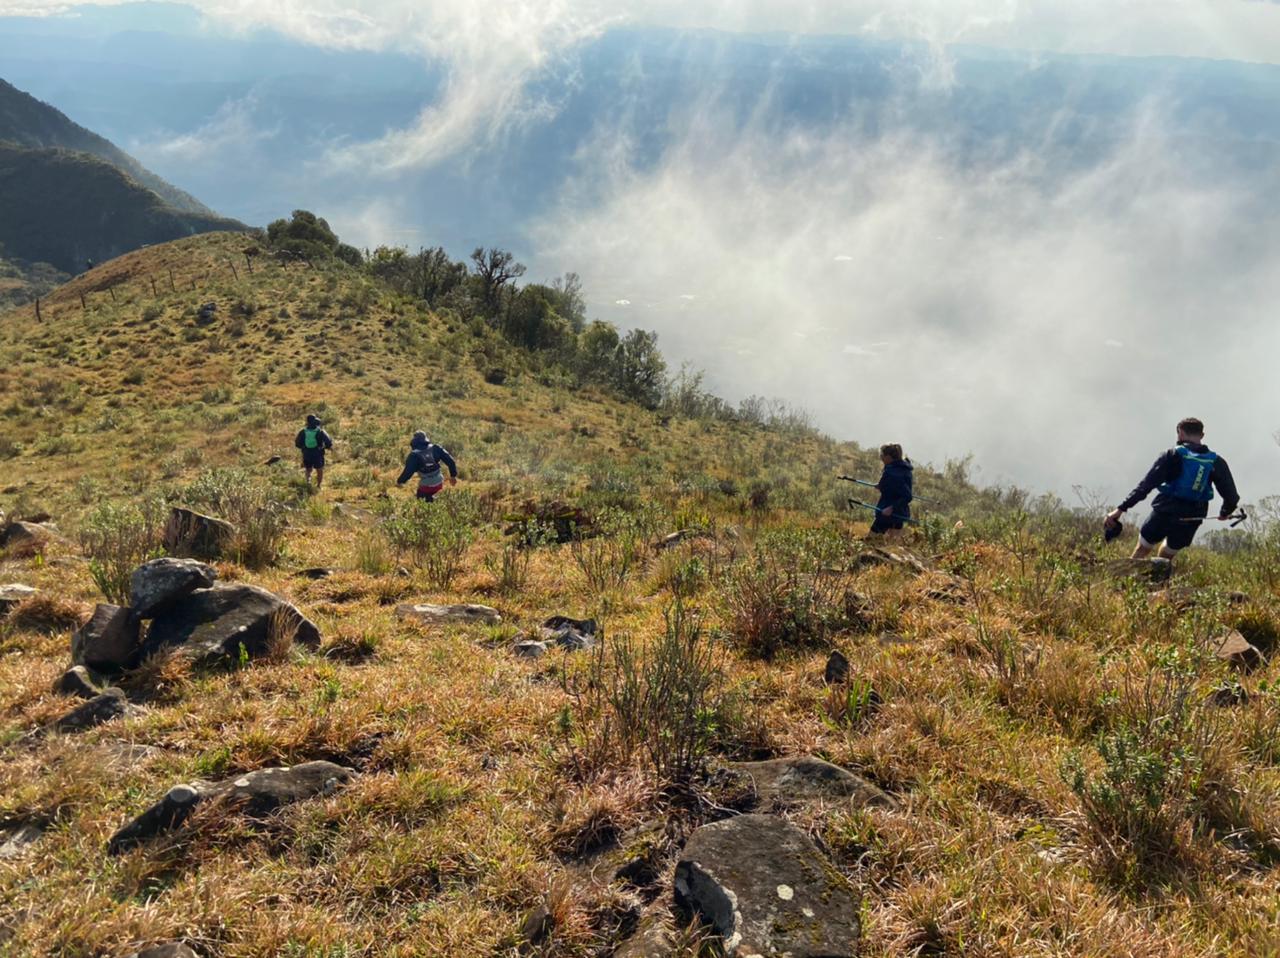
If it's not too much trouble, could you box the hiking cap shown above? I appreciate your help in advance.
[306,414,321,428]
[411,430,429,448]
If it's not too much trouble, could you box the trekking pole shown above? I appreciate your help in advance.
[1179,509,1248,528]
[848,498,920,524]
[837,475,938,505]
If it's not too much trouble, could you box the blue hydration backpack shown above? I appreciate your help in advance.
[1160,446,1217,502]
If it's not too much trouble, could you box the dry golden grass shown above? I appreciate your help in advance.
[1,234,1279,956]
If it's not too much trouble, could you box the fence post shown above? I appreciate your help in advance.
[35,297,41,322]
[79,293,86,310]
[150,277,158,296]
[244,252,254,274]
[109,286,117,303]
[228,261,239,281]
[168,269,176,292]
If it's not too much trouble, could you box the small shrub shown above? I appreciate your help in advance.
[78,500,165,603]
[184,469,289,569]
[569,509,647,594]
[484,522,550,595]
[354,530,393,576]
[383,493,480,589]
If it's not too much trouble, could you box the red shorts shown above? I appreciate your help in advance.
[416,483,444,500]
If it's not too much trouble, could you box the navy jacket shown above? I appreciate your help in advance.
[396,443,458,486]
[876,459,914,517]
[1119,441,1239,519]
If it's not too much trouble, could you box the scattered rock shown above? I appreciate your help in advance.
[53,665,102,699]
[332,502,376,523]
[109,761,354,854]
[675,814,861,958]
[264,455,283,466]
[0,823,43,860]
[129,944,198,958]
[519,903,553,948]
[130,557,217,617]
[655,529,714,551]
[731,756,895,810]
[513,639,549,659]
[49,688,133,734]
[1210,630,1265,672]
[922,579,969,604]
[295,567,335,580]
[71,604,140,669]
[163,506,237,560]
[1110,557,1173,583]
[396,603,502,627]
[615,906,677,958]
[824,650,850,686]
[0,583,37,615]
[143,584,321,663]
[855,548,928,575]
[504,500,594,544]
[1210,682,1249,707]
[196,301,218,324]
[539,615,599,651]
[0,521,59,552]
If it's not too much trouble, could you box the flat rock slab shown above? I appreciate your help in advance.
[0,583,38,615]
[0,824,43,860]
[397,603,502,627]
[71,604,140,670]
[855,549,928,575]
[732,756,895,810]
[0,522,59,550]
[513,639,548,658]
[109,761,354,854]
[142,584,320,663]
[163,506,236,560]
[49,688,134,734]
[676,813,861,957]
[130,557,217,617]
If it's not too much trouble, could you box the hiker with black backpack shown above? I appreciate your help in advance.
[295,414,334,490]
[1104,417,1241,559]
[396,431,458,502]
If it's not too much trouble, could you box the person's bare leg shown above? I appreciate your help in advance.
[315,467,324,491]
[1158,544,1179,560]
[304,466,313,486]
[1131,537,1156,559]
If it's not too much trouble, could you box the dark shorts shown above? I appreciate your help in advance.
[416,482,444,501]
[870,513,907,533]
[1139,511,1201,551]
[301,449,326,469]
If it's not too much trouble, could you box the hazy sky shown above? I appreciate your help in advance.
[5,0,1279,500]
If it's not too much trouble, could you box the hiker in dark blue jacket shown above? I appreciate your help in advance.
[871,443,913,537]
[1105,417,1240,559]
[294,414,334,490]
[396,431,459,502]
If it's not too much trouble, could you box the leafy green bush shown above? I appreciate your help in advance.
[484,522,549,595]
[724,528,857,659]
[383,492,480,588]
[78,499,164,603]
[184,468,289,569]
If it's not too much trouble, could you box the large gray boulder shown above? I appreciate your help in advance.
[675,814,861,958]
[142,583,320,663]
[163,507,236,560]
[53,665,102,699]
[0,583,38,615]
[0,521,58,552]
[396,603,502,627]
[130,557,217,617]
[732,756,895,810]
[71,604,140,669]
[108,761,354,854]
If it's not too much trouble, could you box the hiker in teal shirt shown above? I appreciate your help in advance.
[295,414,334,490]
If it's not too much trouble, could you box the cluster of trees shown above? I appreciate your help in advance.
[264,210,809,428]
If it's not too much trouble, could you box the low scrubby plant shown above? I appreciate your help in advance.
[184,468,289,568]
[569,508,648,594]
[78,499,164,603]
[383,492,480,588]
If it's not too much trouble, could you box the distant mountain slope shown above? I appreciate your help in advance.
[0,142,246,274]
[0,77,216,216]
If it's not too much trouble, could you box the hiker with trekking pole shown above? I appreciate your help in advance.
[295,414,334,491]
[842,443,915,538]
[1103,417,1244,560]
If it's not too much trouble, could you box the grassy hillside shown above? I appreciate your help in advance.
[1,234,1279,957]
[0,77,219,217]
[0,252,67,311]
[0,142,247,276]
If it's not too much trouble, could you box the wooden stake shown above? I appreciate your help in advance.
[35,298,41,322]
[168,269,176,291]
[80,293,86,310]
[109,286,117,303]
[150,277,158,296]
[229,261,239,281]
